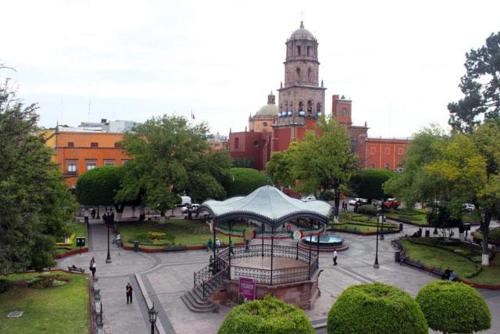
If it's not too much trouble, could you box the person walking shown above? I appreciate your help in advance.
[333,249,338,266]
[89,257,96,278]
[126,283,133,304]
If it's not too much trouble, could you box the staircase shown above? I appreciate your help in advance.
[181,257,228,313]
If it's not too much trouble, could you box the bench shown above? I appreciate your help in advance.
[68,266,85,273]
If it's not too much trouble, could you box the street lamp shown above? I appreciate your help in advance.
[380,203,385,241]
[148,303,158,334]
[374,204,381,269]
[105,210,112,264]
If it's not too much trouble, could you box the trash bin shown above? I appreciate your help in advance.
[133,240,139,252]
[395,251,401,263]
[425,230,430,237]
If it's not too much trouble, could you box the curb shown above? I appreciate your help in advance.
[55,247,89,259]
[134,273,167,334]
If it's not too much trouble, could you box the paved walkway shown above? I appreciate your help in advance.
[57,220,500,334]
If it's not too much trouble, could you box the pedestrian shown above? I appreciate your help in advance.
[215,238,221,250]
[229,241,235,255]
[91,208,96,219]
[333,249,338,266]
[207,239,213,252]
[126,283,133,304]
[89,257,96,278]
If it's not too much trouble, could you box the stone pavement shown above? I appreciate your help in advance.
[58,220,500,334]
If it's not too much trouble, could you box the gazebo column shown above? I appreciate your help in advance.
[228,220,232,277]
[261,224,265,257]
[308,229,312,280]
[213,220,217,274]
[270,226,275,285]
[317,223,320,255]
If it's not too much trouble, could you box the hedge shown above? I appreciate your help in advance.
[416,281,491,333]
[218,296,314,334]
[327,283,428,334]
[474,227,500,245]
[356,205,377,216]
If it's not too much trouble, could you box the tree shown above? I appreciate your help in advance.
[266,148,295,188]
[416,281,491,334]
[448,32,499,133]
[349,168,396,202]
[327,283,428,334]
[224,167,269,197]
[116,115,230,216]
[0,73,76,274]
[290,117,358,217]
[218,296,315,334]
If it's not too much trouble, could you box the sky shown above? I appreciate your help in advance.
[1,0,499,138]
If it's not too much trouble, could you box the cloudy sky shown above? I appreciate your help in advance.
[1,0,499,138]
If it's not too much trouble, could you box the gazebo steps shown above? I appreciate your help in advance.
[181,289,219,313]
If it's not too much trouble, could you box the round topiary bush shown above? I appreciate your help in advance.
[416,280,491,333]
[327,283,428,334]
[218,295,315,334]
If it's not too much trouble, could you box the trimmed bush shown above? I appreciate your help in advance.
[0,279,10,294]
[218,296,314,334]
[327,283,427,334]
[356,204,377,216]
[416,281,491,333]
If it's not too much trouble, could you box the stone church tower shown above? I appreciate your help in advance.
[273,21,326,151]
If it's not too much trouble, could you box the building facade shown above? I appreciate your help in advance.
[229,22,409,171]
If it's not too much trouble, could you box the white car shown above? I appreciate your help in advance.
[301,195,316,202]
[463,203,475,211]
[181,203,200,213]
[349,198,368,206]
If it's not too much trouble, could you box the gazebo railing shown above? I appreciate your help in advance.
[219,244,315,264]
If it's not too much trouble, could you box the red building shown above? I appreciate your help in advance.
[229,22,410,171]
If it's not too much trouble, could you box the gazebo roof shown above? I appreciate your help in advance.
[200,186,332,228]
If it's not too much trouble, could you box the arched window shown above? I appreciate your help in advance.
[296,68,301,81]
[307,100,313,113]
[316,103,321,113]
[307,46,311,56]
[234,137,239,149]
[285,101,288,111]
[297,45,301,56]
[279,104,283,112]
[308,68,312,81]
[298,101,304,111]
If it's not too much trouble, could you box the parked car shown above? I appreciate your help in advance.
[349,198,368,206]
[463,203,475,211]
[181,203,200,214]
[301,195,316,202]
[383,198,400,209]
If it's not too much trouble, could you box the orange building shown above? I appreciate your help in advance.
[45,128,129,187]
[365,138,409,171]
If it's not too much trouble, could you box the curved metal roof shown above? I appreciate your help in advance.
[200,186,332,228]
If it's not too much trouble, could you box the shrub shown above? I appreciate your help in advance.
[356,204,377,216]
[327,283,427,334]
[0,279,10,294]
[474,227,500,245]
[148,231,166,240]
[416,281,491,333]
[218,295,314,334]
[225,168,270,197]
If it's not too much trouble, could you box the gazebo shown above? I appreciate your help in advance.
[182,186,332,312]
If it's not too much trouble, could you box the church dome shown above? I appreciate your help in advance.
[289,21,316,41]
[255,92,278,117]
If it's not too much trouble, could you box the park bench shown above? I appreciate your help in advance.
[67,265,85,273]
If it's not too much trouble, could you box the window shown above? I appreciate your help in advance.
[263,122,268,127]
[121,159,130,165]
[398,148,404,155]
[234,137,240,149]
[307,46,311,56]
[298,101,304,111]
[307,100,313,113]
[86,160,97,171]
[66,160,77,174]
[308,68,312,81]
[384,163,390,169]
[104,159,115,166]
[316,103,321,113]
[90,142,98,148]
[67,142,74,148]
[297,45,301,55]
[114,142,121,148]
[296,67,301,80]
[253,140,259,148]
[384,147,390,155]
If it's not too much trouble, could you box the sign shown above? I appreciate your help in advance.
[244,229,255,241]
[293,230,302,240]
[239,277,256,301]
[76,237,86,248]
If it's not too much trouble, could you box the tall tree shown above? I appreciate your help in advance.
[266,147,296,189]
[349,168,396,202]
[448,32,500,133]
[0,74,75,274]
[116,115,230,216]
[290,117,358,217]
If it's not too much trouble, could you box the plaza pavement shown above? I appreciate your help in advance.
[57,219,500,334]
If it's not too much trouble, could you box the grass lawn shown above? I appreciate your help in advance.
[118,219,244,248]
[55,223,89,256]
[333,212,399,233]
[385,209,428,226]
[400,239,500,285]
[0,272,89,334]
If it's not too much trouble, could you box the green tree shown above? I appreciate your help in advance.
[327,283,428,334]
[349,168,396,202]
[416,281,491,334]
[225,167,269,197]
[116,115,230,216]
[290,117,358,216]
[448,32,500,133]
[0,74,76,274]
[218,296,315,334]
[266,148,295,188]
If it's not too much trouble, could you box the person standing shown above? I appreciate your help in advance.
[89,257,96,278]
[333,249,338,266]
[126,283,133,304]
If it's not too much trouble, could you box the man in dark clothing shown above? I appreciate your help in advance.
[126,283,133,304]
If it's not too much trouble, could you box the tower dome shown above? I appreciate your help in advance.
[288,21,316,41]
[255,92,278,117]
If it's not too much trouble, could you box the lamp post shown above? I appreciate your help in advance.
[105,210,112,264]
[380,203,385,241]
[374,204,381,269]
[148,303,158,334]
